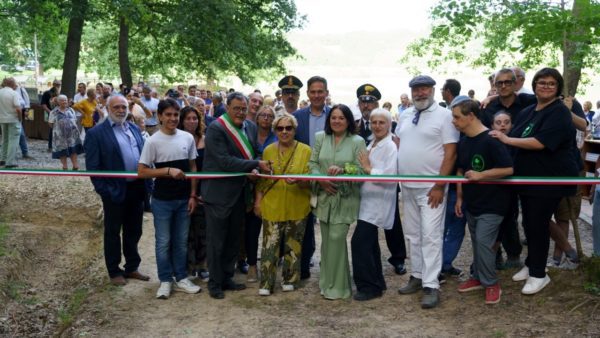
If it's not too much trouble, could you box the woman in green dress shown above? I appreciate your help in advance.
[309,104,366,299]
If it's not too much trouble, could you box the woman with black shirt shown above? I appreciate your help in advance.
[489,68,578,295]
[179,106,209,281]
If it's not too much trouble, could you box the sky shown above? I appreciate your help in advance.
[236,0,600,107]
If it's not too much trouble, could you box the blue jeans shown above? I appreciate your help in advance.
[592,190,600,256]
[19,122,28,156]
[442,188,466,271]
[152,198,190,282]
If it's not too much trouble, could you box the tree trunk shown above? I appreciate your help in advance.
[562,0,590,96]
[60,0,88,99]
[118,16,133,88]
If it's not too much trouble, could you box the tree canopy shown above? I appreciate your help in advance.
[401,0,600,95]
[0,0,304,94]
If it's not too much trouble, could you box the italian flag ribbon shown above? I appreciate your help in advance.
[1,168,600,185]
[217,114,255,160]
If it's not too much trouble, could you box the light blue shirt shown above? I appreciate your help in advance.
[109,117,140,178]
[140,97,159,126]
[308,107,327,147]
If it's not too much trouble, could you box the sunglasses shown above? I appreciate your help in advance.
[276,125,294,132]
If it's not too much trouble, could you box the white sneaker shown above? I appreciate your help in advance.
[258,288,271,296]
[282,284,294,292]
[174,277,201,294]
[522,275,551,295]
[512,266,529,281]
[558,257,579,270]
[156,282,172,299]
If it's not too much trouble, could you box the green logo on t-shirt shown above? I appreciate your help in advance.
[522,123,534,137]
[471,154,485,172]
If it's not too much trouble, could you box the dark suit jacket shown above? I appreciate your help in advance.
[84,119,145,203]
[293,105,331,145]
[202,118,259,208]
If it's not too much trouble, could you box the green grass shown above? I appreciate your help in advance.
[0,222,9,257]
[58,288,88,328]
[583,256,600,296]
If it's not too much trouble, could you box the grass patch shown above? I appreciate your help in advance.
[58,288,88,328]
[583,256,600,296]
[0,222,9,257]
[1,280,25,300]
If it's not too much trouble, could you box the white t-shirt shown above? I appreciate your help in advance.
[358,133,398,229]
[73,92,86,103]
[0,87,20,123]
[139,129,197,200]
[395,102,459,188]
[140,97,159,126]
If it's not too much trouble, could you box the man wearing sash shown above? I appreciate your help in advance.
[202,92,272,299]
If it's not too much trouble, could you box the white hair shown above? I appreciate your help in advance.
[57,94,68,102]
[370,108,392,124]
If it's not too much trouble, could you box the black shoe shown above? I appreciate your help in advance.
[441,266,462,277]
[209,288,225,299]
[438,273,446,285]
[421,287,440,309]
[353,291,382,301]
[300,271,311,280]
[393,263,407,275]
[223,279,246,291]
[237,260,249,274]
[398,276,422,294]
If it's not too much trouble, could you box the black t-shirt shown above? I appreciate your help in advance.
[457,130,513,216]
[41,90,53,110]
[481,93,537,128]
[509,99,578,197]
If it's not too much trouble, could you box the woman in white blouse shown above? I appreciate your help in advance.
[351,108,399,301]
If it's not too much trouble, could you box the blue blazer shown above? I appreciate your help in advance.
[293,105,331,145]
[84,119,145,203]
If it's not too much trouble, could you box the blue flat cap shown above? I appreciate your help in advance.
[409,75,436,88]
[450,95,471,108]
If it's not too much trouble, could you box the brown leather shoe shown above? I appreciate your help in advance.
[110,275,127,286]
[124,271,150,281]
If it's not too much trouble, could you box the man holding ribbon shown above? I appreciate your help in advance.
[202,92,272,299]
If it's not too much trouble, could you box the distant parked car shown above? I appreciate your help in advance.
[0,64,19,72]
[25,61,36,71]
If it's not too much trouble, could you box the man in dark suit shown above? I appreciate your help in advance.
[354,83,408,275]
[202,92,271,299]
[84,95,150,286]
[293,75,330,280]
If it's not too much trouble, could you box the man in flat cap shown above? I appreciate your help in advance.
[278,75,303,114]
[395,75,459,309]
[355,83,408,277]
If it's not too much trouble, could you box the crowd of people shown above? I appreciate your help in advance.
[0,67,599,309]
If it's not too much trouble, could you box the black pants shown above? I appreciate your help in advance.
[244,211,262,266]
[520,194,561,278]
[188,205,208,269]
[385,189,407,266]
[498,192,522,258]
[101,180,145,278]
[351,220,386,294]
[300,212,316,278]
[205,196,244,290]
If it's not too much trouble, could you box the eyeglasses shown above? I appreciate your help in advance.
[231,106,248,113]
[258,114,274,120]
[494,80,514,88]
[536,80,557,89]
[276,125,294,132]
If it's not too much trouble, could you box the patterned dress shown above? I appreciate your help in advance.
[49,107,84,159]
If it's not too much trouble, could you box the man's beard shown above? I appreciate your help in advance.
[413,95,434,111]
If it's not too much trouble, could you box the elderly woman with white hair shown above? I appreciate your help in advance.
[48,94,84,170]
[351,108,398,301]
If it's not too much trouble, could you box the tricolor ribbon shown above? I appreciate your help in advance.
[0,168,599,185]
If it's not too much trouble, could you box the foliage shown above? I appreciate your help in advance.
[0,0,304,85]
[401,0,600,92]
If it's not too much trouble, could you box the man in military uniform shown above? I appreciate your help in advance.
[278,75,303,114]
[355,83,408,276]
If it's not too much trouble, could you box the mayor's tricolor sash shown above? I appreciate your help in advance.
[217,114,255,159]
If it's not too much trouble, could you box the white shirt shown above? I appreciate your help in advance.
[358,133,398,229]
[0,87,20,123]
[395,101,459,188]
[516,87,534,95]
[17,86,30,109]
[73,92,86,103]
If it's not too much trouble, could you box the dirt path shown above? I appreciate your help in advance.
[0,140,599,337]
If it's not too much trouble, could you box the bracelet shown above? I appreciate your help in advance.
[167,167,170,175]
